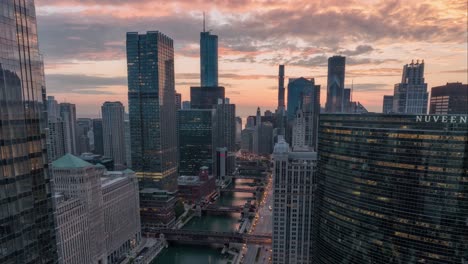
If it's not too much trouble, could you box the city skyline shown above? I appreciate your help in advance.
[36,0,467,117]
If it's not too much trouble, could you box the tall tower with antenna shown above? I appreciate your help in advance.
[200,12,218,87]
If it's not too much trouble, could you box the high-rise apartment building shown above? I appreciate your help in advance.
[325,55,346,113]
[60,102,78,154]
[0,1,58,262]
[393,60,428,114]
[429,82,468,114]
[102,101,127,168]
[382,95,394,113]
[93,118,104,155]
[126,31,178,191]
[235,116,242,146]
[178,109,216,175]
[200,27,218,87]
[315,114,467,264]
[272,136,317,264]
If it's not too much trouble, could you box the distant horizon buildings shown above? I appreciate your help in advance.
[325,55,346,113]
[126,31,178,191]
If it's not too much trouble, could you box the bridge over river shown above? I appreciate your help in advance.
[145,229,272,245]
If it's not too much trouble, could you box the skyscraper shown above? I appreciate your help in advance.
[325,55,346,113]
[429,82,468,114]
[102,101,127,168]
[93,118,104,155]
[127,31,178,191]
[272,136,317,264]
[382,95,394,113]
[287,77,320,148]
[393,60,428,114]
[315,114,468,264]
[60,102,78,154]
[178,109,216,175]
[200,17,218,87]
[0,0,57,262]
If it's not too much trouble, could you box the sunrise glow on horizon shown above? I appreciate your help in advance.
[36,0,467,118]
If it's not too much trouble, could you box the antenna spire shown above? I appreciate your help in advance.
[203,12,205,32]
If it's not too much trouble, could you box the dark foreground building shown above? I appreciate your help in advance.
[316,114,468,264]
[0,0,58,262]
[430,82,468,114]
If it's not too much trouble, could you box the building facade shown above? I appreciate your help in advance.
[272,136,318,264]
[429,82,468,114]
[102,170,141,264]
[315,114,468,264]
[102,101,127,168]
[200,30,218,87]
[0,1,58,262]
[47,97,67,162]
[76,118,92,155]
[126,31,178,191]
[325,55,346,113]
[178,109,215,175]
[52,154,141,264]
[393,60,428,114]
[382,95,394,113]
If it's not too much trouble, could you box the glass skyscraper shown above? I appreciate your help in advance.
[0,0,57,262]
[126,31,178,191]
[315,114,468,264]
[325,55,346,113]
[200,31,218,87]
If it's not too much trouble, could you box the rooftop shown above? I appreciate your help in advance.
[52,154,93,169]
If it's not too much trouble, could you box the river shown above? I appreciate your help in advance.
[152,179,255,264]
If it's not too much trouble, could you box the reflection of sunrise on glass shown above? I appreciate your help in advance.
[37,0,467,118]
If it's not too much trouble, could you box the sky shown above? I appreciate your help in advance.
[36,0,467,118]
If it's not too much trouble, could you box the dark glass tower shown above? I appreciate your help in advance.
[325,55,346,113]
[178,109,215,175]
[315,114,468,264]
[126,31,178,191]
[0,0,57,262]
[430,82,467,114]
[200,29,218,87]
[278,65,285,110]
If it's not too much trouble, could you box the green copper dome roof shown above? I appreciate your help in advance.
[52,154,93,168]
